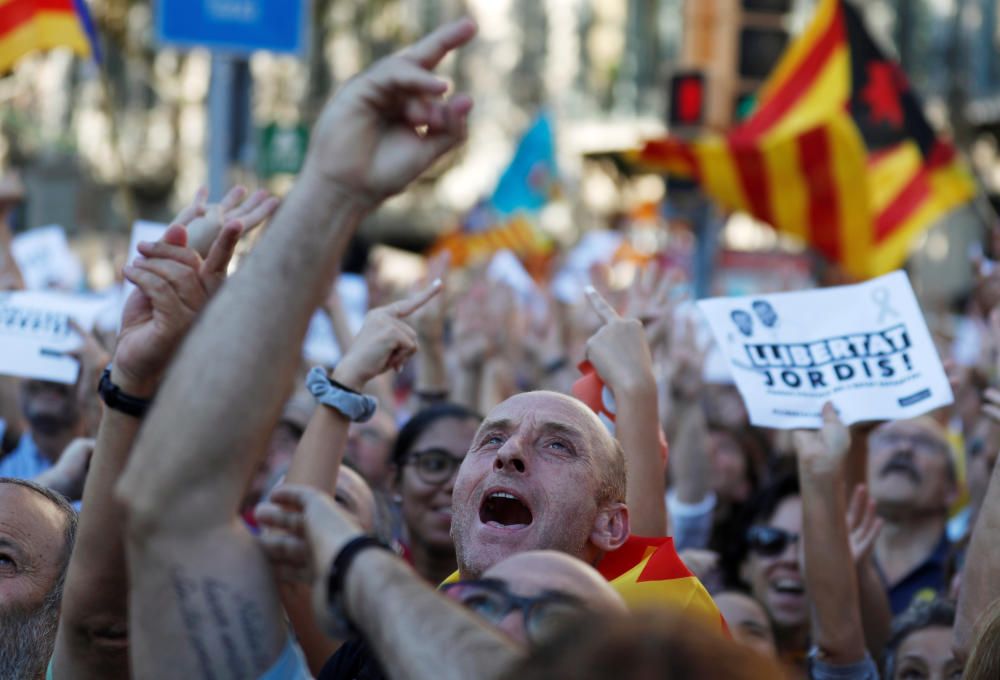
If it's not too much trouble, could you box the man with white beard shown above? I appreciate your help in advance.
[0,478,77,679]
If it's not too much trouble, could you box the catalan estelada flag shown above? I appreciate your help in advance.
[432,113,555,267]
[442,536,724,630]
[636,0,975,279]
[0,0,100,74]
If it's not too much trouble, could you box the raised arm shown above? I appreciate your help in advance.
[257,484,521,680]
[583,285,666,536]
[114,20,477,679]
[956,387,1000,659]
[409,252,451,406]
[281,282,441,673]
[50,213,241,680]
[794,405,871,671]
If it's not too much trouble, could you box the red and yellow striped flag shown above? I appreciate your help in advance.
[443,535,724,629]
[637,0,975,279]
[0,0,94,73]
[431,214,552,268]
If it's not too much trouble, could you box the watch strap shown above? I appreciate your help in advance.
[325,535,390,638]
[98,367,152,418]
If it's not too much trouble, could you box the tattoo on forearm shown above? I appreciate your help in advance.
[169,566,275,679]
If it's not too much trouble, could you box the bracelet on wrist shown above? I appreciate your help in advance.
[325,535,391,638]
[98,366,153,418]
[307,366,377,422]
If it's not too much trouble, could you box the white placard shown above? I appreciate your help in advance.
[12,225,84,290]
[697,271,953,429]
[0,291,111,383]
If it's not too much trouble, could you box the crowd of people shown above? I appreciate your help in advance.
[2,18,1000,680]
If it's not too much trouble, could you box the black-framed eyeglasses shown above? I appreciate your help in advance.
[747,525,800,558]
[440,578,586,643]
[405,448,465,485]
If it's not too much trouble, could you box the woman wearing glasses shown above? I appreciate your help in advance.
[390,402,482,584]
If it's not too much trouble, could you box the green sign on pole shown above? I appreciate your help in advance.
[259,123,309,178]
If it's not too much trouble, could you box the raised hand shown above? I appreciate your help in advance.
[184,185,281,259]
[330,279,443,392]
[255,484,363,629]
[113,220,241,396]
[793,402,851,477]
[846,484,883,565]
[410,251,450,346]
[622,263,685,350]
[305,18,477,207]
[583,284,655,393]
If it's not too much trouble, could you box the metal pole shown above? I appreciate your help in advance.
[207,53,235,201]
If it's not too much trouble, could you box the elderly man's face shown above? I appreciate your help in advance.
[451,392,620,578]
[867,420,956,517]
[0,484,70,677]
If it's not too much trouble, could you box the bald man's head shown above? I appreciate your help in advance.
[485,550,625,615]
[452,391,629,578]
[446,550,625,645]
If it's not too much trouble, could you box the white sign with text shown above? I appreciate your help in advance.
[12,225,84,290]
[0,291,111,384]
[697,271,953,429]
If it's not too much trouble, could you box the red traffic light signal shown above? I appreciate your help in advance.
[669,71,706,127]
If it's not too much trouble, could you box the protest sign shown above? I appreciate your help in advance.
[12,225,84,290]
[0,291,111,384]
[697,271,953,429]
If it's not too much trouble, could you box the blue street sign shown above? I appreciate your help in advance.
[156,0,308,56]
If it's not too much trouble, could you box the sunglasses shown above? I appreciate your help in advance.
[746,525,800,557]
[405,448,465,485]
[441,578,586,643]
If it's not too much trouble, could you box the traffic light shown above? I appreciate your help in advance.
[737,0,791,86]
[738,26,789,80]
[677,0,792,129]
[669,71,706,128]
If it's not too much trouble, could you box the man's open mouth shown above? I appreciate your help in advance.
[881,456,921,482]
[479,490,533,529]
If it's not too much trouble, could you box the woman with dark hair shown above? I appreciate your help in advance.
[882,599,962,680]
[390,401,482,584]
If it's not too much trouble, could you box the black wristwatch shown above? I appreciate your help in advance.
[98,367,153,418]
[325,535,390,638]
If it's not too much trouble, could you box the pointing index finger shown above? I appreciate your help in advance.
[401,17,478,69]
[584,285,619,324]
[391,279,443,318]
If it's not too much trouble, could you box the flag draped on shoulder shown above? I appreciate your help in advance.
[441,535,725,630]
[0,0,99,74]
[636,0,974,279]
[433,113,555,267]
[597,535,724,630]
